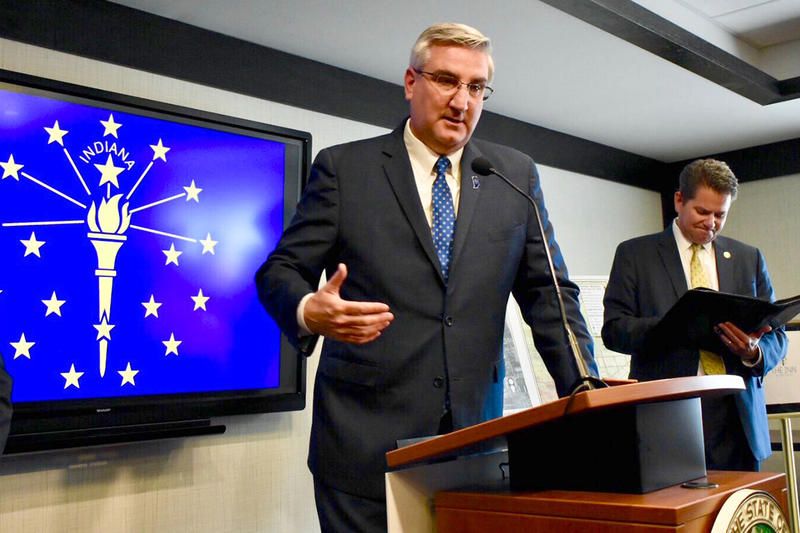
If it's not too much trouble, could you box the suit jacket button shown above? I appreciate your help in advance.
[444,316,454,327]
[433,377,444,388]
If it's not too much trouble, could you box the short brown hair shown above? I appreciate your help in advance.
[679,159,738,201]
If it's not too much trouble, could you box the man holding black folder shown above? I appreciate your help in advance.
[602,159,787,471]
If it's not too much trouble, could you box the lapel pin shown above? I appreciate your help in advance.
[471,175,480,189]
[723,251,731,259]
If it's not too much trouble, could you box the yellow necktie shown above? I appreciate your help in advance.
[690,244,726,375]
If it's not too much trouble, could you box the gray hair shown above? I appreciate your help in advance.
[410,23,494,81]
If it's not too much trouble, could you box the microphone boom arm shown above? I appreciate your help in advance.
[472,157,603,394]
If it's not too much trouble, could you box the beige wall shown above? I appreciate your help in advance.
[537,166,662,277]
[721,173,800,298]
[0,37,661,533]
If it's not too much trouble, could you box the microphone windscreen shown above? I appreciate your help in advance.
[471,157,493,176]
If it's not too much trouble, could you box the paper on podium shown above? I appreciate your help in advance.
[649,288,800,353]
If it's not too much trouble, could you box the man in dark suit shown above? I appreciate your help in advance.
[602,159,787,472]
[257,22,597,532]
[0,354,12,452]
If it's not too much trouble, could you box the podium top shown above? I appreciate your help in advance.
[386,375,744,470]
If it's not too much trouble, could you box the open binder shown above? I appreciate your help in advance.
[649,288,800,352]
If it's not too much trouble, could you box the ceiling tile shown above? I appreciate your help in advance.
[678,0,777,18]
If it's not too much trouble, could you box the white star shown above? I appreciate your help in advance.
[100,114,122,138]
[183,179,202,202]
[44,121,69,146]
[20,231,46,257]
[93,316,115,340]
[42,291,66,317]
[61,364,85,389]
[118,362,139,386]
[199,233,218,255]
[163,333,182,356]
[94,154,125,188]
[191,288,210,311]
[10,332,35,360]
[1,154,23,180]
[142,294,163,318]
[163,243,182,266]
[150,138,170,162]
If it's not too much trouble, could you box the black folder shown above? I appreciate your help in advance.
[650,288,800,352]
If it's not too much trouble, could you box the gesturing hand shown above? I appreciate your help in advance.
[304,263,394,344]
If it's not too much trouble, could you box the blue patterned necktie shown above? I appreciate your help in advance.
[432,156,455,282]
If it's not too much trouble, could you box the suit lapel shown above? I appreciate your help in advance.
[449,143,481,281]
[714,236,735,292]
[380,129,444,281]
[656,226,687,299]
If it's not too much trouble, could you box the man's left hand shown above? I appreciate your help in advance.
[715,321,772,363]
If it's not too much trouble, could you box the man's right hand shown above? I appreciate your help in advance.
[304,263,394,344]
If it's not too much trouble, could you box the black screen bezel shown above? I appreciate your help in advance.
[0,68,310,448]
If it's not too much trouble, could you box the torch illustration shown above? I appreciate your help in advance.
[87,194,131,376]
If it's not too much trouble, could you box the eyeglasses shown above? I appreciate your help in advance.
[414,69,494,101]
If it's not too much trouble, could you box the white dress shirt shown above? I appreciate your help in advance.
[297,120,464,333]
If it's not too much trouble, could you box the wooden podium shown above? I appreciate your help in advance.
[384,376,772,532]
[435,470,788,532]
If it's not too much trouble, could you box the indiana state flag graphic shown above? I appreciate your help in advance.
[0,88,285,402]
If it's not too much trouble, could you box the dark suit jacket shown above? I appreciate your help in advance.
[602,226,787,462]
[0,353,12,452]
[257,124,596,498]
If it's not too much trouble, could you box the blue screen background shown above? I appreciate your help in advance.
[0,87,286,402]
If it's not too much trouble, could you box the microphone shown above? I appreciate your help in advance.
[471,157,603,394]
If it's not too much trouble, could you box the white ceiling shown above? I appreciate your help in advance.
[109,0,800,163]
[680,0,800,47]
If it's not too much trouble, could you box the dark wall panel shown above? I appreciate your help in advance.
[0,0,661,189]
[2,0,798,225]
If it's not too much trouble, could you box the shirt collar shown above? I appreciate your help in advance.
[403,120,464,176]
[672,218,712,252]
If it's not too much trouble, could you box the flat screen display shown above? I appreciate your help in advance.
[0,70,309,451]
